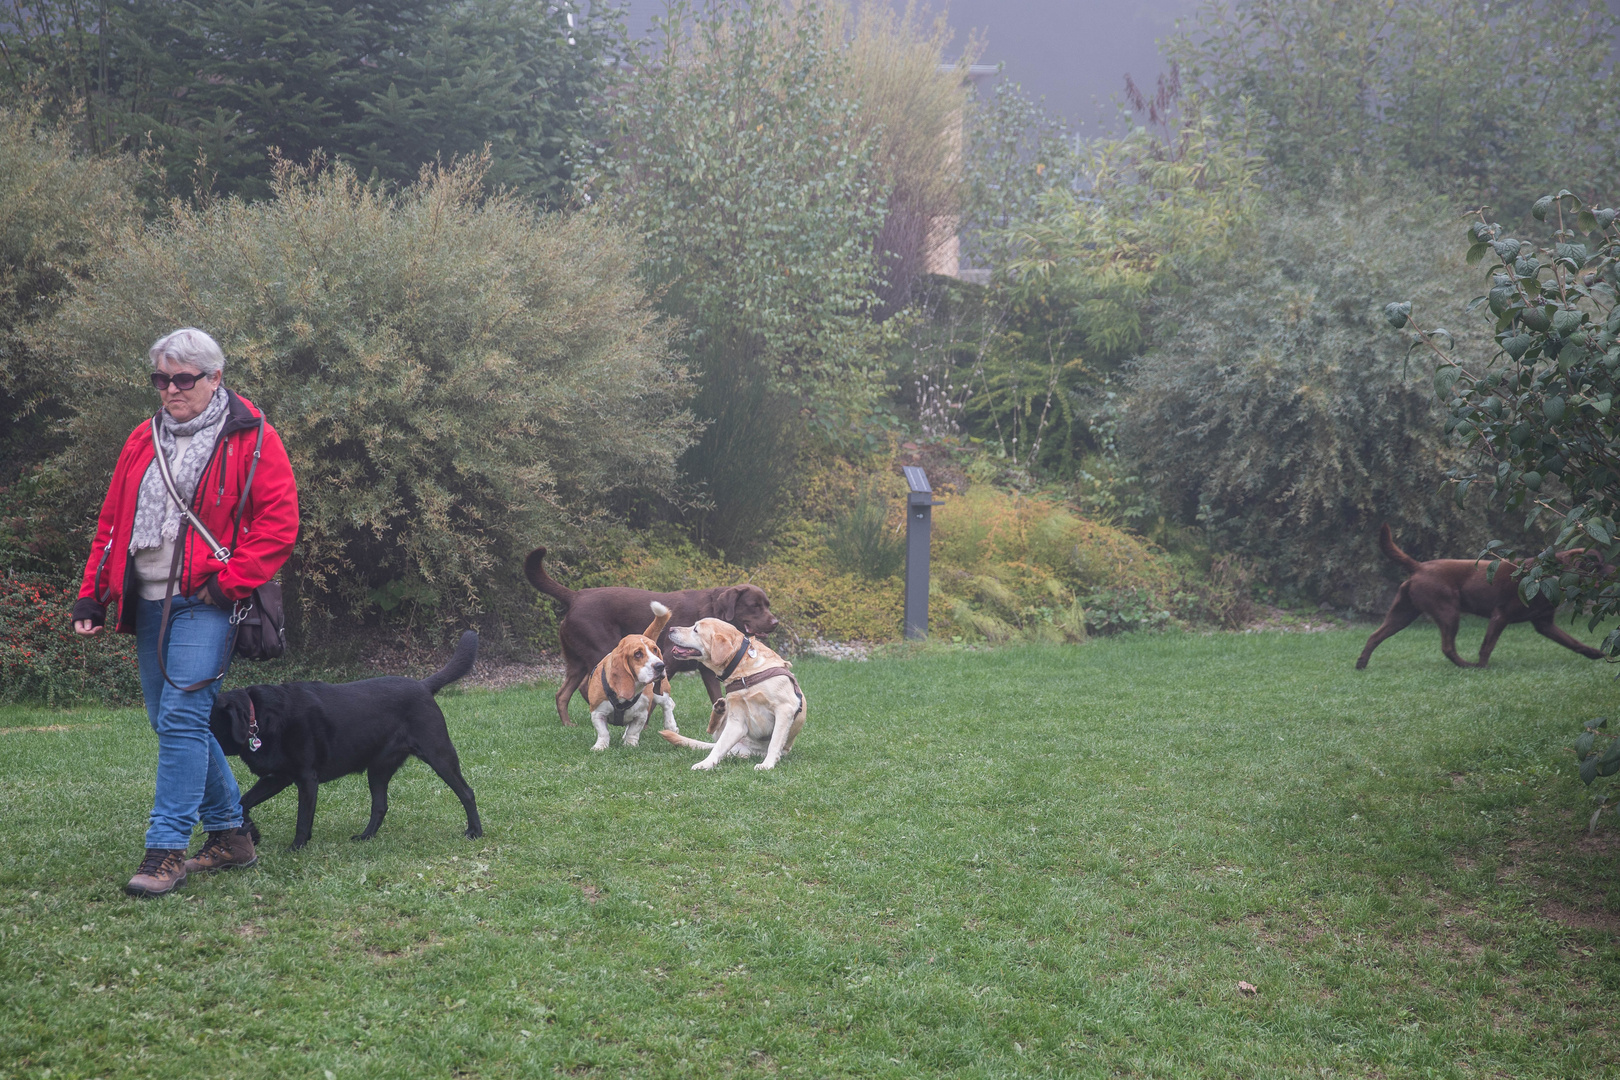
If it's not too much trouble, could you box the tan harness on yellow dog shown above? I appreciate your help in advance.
[713,636,804,722]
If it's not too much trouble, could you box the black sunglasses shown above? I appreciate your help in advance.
[150,370,213,391]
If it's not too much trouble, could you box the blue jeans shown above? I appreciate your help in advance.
[135,596,243,849]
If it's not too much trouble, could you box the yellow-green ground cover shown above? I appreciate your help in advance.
[2,624,1618,1078]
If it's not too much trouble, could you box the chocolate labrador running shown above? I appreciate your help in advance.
[1356,524,1607,669]
[525,546,779,726]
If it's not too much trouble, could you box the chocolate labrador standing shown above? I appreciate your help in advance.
[525,547,779,726]
[1356,524,1607,669]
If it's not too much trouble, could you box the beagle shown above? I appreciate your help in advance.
[658,618,806,770]
[583,602,677,751]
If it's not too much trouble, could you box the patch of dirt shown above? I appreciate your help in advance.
[357,637,566,689]
[793,639,872,662]
[1540,901,1620,933]
[579,884,602,905]
[364,932,443,961]
[0,724,107,734]
[1239,605,1352,634]
[234,922,265,939]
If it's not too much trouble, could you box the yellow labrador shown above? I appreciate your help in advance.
[659,618,806,770]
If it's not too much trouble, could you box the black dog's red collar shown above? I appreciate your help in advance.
[246,697,262,752]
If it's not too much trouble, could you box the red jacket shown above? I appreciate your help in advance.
[73,390,300,634]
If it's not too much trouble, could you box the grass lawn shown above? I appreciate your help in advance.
[3,622,1619,1078]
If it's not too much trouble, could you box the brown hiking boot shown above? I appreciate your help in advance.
[125,849,187,897]
[184,827,258,874]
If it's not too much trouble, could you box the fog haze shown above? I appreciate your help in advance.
[615,1,1203,127]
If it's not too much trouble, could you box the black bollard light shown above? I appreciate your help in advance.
[902,466,944,639]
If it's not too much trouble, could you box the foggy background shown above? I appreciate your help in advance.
[616,0,1620,128]
[616,0,1203,127]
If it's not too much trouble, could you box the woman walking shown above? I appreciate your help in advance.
[71,328,299,897]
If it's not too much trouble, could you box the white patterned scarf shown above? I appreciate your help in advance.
[129,387,230,553]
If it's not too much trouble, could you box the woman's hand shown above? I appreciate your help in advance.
[74,619,101,635]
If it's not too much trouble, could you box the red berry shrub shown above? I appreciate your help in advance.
[0,576,140,705]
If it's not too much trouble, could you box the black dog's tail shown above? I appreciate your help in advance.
[1378,524,1423,573]
[423,631,478,694]
[524,546,577,611]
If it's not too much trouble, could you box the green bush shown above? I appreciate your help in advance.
[1168,0,1620,217]
[0,105,136,489]
[602,0,891,552]
[35,156,691,635]
[1570,717,1620,833]
[1123,185,1510,608]
[1392,191,1620,639]
[0,575,140,705]
[826,479,905,580]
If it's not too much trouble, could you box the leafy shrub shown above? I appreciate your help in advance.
[826,480,906,580]
[1123,185,1509,608]
[838,3,973,313]
[1571,717,1620,833]
[602,0,893,551]
[0,575,140,705]
[36,156,691,634]
[1392,191,1620,640]
[929,486,1186,641]
[542,534,901,646]
[1168,0,1620,217]
[0,105,135,488]
[536,462,1230,648]
[902,86,1257,479]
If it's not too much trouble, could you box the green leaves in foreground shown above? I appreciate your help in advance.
[1571,717,1620,832]
[1391,189,1620,648]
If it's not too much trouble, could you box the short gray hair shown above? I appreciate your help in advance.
[149,327,225,375]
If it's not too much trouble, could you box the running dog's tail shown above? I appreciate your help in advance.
[659,729,715,750]
[1378,524,1423,573]
[644,601,672,639]
[523,546,578,611]
[423,631,478,694]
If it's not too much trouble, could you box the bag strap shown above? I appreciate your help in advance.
[150,414,231,562]
[148,410,267,694]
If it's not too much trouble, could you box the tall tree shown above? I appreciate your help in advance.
[600,0,889,553]
[1168,0,1620,216]
[0,0,623,203]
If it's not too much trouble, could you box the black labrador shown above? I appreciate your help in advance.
[210,631,483,849]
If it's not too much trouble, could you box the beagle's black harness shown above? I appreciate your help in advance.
[599,667,655,726]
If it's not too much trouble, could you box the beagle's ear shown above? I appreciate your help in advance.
[606,644,641,700]
[716,587,741,624]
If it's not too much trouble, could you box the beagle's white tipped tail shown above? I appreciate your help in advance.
[644,601,673,639]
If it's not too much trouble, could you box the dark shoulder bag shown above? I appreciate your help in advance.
[151,414,287,692]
